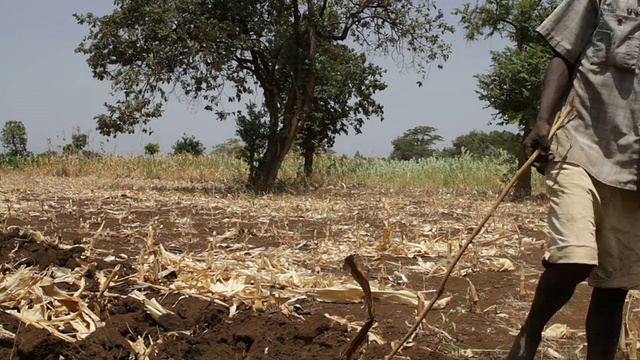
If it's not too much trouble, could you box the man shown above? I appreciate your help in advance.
[509,0,640,359]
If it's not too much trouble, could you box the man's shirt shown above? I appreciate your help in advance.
[538,0,640,190]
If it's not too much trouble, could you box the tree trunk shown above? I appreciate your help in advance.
[303,142,315,177]
[250,147,287,191]
[513,153,532,199]
[248,105,313,191]
[247,0,317,192]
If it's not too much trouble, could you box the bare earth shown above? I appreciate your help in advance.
[0,174,608,360]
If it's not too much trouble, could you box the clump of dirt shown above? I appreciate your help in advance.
[16,326,67,360]
[0,228,364,360]
[0,219,591,360]
[3,293,359,360]
[0,228,83,269]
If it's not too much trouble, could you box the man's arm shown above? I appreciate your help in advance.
[537,52,575,127]
[524,52,575,168]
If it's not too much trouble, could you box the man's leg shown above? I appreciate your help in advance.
[506,263,594,360]
[585,287,628,360]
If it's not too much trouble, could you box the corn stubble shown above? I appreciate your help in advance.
[0,104,594,359]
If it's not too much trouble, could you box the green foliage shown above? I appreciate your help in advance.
[454,0,558,131]
[235,103,269,176]
[1,120,29,157]
[171,134,205,156]
[211,138,244,159]
[445,130,521,159]
[63,132,89,156]
[74,0,453,190]
[38,150,59,159]
[0,152,546,194]
[454,0,557,46]
[296,44,387,169]
[0,154,29,170]
[81,149,102,158]
[144,143,160,157]
[476,45,550,130]
[390,126,443,161]
[454,0,558,197]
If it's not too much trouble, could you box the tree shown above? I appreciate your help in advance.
[448,130,520,158]
[144,142,160,156]
[296,44,386,177]
[454,0,558,197]
[211,138,244,159]
[1,121,28,157]
[63,131,89,156]
[390,126,443,161]
[233,44,386,179]
[75,0,453,191]
[235,103,269,177]
[172,134,205,156]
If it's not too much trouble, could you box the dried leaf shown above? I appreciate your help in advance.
[543,347,565,359]
[489,258,516,272]
[543,324,570,339]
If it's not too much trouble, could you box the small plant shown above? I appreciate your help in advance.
[144,143,160,157]
[171,134,205,156]
[63,129,89,156]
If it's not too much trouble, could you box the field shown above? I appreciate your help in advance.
[0,154,632,360]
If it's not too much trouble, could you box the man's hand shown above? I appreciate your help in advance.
[523,121,552,174]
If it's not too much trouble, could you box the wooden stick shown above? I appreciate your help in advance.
[342,255,375,360]
[386,100,575,359]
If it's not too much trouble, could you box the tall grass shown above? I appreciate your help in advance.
[0,152,545,194]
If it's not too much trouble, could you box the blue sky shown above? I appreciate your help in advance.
[0,1,514,157]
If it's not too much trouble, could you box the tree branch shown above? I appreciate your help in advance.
[319,1,379,41]
[319,0,330,18]
[318,1,399,41]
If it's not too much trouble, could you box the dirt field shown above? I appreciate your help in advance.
[0,175,606,359]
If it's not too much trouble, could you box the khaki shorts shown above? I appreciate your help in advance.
[545,161,640,289]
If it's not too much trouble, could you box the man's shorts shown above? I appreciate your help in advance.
[545,161,640,289]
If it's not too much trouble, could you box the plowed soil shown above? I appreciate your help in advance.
[0,179,597,360]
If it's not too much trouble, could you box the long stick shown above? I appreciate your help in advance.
[386,101,575,359]
[341,255,375,360]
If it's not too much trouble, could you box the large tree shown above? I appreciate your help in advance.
[297,44,386,177]
[448,130,520,158]
[1,121,28,157]
[75,0,452,190]
[389,126,443,161]
[454,0,558,197]
[234,43,386,179]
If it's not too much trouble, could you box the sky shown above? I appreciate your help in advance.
[0,1,514,157]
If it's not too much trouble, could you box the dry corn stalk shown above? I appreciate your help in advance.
[4,273,104,343]
[127,333,160,360]
[0,325,15,342]
[466,278,480,313]
[129,291,175,320]
[519,266,527,297]
[386,99,576,359]
[98,264,121,298]
[631,331,638,360]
